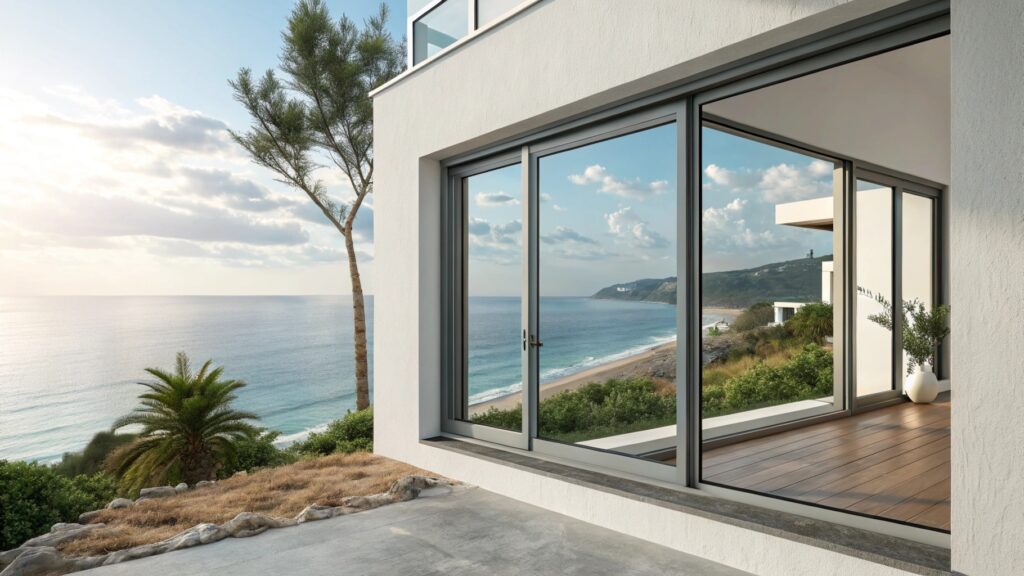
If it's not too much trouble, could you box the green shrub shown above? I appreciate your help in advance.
[291,408,374,456]
[470,405,523,431]
[472,378,676,444]
[704,344,834,417]
[52,431,137,478]
[222,431,297,476]
[0,461,117,550]
[730,302,775,332]
[786,302,833,344]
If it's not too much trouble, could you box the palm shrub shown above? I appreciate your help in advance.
[110,352,260,490]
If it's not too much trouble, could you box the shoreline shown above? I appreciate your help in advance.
[469,307,741,416]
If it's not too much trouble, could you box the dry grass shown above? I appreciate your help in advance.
[59,453,432,557]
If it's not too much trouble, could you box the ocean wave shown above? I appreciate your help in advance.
[273,423,330,448]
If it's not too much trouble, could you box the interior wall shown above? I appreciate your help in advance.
[706,36,950,185]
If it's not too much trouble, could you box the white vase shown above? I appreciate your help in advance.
[905,362,939,404]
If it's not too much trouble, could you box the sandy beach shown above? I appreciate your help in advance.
[469,307,740,416]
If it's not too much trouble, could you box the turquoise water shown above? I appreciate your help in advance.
[0,296,707,463]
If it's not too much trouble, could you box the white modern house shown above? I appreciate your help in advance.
[372,1,1022,574]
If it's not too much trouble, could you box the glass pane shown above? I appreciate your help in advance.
[476,0,521,27]
[463,164,523,431]
[537,123,677,465]
[700,125,838,435]
[902,193,935,375]
[413,0,468,64]
[855,179,894,396]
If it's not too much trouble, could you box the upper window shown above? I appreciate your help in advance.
[412,0,468,65]
[411,0,527,65]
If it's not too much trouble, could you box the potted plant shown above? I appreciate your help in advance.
[863,291,951,403]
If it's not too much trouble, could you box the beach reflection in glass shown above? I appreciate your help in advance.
[535,123,678,464]
[463,164,523,431]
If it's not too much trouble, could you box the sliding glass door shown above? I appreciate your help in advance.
[853,170,942,409]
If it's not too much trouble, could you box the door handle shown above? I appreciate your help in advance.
[529,334,544,348]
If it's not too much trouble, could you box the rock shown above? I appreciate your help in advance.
[78,510,103,524]
[101,542,169,566]
[232,470,247,477]
[21,523,104,548]
[106,497,133,510]
[388,475,446,502]
[194,480,216,489]
[174,482,189,493]
[0,546,67,576]
[341,493,393,511]
[139,486,177,499]
[221,512,295,538]
[0,548,27,571]
[294,504,351,523]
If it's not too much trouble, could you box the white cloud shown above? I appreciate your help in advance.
[569,164,668,199]
[0,87,368,294]
[702,197,778,248]
[704,161,832,203]
[605,207,669,249]
[540,226,614,260]
[475,191,519,206]
[467,217,522,264]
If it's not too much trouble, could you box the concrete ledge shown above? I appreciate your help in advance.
[422,437,950,576]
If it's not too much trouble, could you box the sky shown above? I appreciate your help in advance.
[0,1,834,297]
[465,123,836,297]
[0,1,404,296]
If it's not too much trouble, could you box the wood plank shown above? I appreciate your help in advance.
[705,407,948,486]
[816,447,950,509]
[907,497,951,530]
[877,476,951,523]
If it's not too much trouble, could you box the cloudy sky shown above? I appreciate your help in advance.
[465,123,835,297]
[0,1,403,296]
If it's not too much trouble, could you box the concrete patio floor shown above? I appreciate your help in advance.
[83,485,750,576]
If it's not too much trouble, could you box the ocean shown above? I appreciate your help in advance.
[0,296,713,463]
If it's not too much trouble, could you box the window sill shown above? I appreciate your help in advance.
[421,436,951,576]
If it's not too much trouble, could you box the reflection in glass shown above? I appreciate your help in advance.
[412,0,468,64]
[901,193,935,374]
[462,164,522,431]
[856,179,894,396]
[700,126,838,431]
[535,123,677,464]
[476,0,522,27]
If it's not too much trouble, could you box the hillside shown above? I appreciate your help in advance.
[591,255,832,308]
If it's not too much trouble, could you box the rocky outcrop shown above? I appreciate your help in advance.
[106,498,133,510]
[174,482,189,493]
[138,486,177,500]
[20,523,104,548]
[0,476,453,576]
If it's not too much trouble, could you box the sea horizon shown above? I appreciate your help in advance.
[0,295,727,463]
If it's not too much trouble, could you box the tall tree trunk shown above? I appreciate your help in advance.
[344,227,370,410]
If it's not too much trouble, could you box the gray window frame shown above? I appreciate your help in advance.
[439,0,951,547]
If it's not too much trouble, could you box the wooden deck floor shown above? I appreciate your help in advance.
[703,395,950,531]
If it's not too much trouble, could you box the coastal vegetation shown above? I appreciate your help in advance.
[0,461,116,550]
[1,352,381,558]
[230,0,404,411]
[109,352,261,491]
[55,453,423,558]
[471,301,836,441]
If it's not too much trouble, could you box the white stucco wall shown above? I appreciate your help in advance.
[950,1,1024,574]
[371,0,995,574]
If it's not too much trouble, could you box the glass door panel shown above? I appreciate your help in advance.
[855,179,895,397]
[901,192,936,375]
[699,124,841,441]
[535,123,677,465]
[460,164,524,432]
